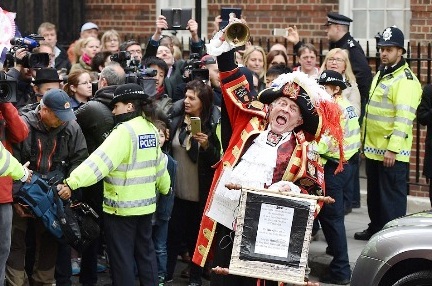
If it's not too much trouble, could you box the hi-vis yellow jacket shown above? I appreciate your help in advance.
[0,141,25,181]
[363,62,422,163]
[66,116,170,216]
[318,96,360,161]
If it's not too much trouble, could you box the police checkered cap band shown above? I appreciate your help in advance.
[327,17,351,26]
[115,89,146,98]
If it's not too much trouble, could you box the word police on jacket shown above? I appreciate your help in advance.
[139,134,157,149]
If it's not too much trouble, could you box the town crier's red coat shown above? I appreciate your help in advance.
[192,68,325,267]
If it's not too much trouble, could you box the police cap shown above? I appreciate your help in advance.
[110,83,149,107]
[377,26,406,54]
[324,12,353,26]
[318,70,347,90]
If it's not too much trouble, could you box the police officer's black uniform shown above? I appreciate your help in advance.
[325,12,373,120]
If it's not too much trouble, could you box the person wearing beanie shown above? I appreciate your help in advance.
[58,83,170,286]
[355,26,422,241]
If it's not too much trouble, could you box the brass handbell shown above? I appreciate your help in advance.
[224,14,250,47]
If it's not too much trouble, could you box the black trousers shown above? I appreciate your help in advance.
[104,212,158,286]
[166,198,203,284]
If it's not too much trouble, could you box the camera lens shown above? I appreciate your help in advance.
[0,83,12,101]
[28,53,50,69]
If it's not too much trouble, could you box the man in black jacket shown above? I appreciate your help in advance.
[323,12,372,121]
[290,12,372,121]
[7,89,87,286]
[144,15,205,101]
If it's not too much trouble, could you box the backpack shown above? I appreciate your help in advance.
[16,174,100,251]
[16,174,64,238]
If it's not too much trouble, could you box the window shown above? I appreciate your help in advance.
[340,0,410,48]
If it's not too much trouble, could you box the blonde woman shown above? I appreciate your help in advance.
[320,48,360,115]
[101,29,120,53]
[70,37,101,73]
[243,45,267,92]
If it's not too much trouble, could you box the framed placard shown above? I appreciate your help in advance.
[229,189,316,284]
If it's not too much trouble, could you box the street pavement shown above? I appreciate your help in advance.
[71,163,430,286]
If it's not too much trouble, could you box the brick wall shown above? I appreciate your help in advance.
[84,0,341,49]
[84,0,431,197]
[206,0,338,55]
[85,0,157,42]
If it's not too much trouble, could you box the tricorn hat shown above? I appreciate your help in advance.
[110,83,149,107]
[258,71,345,172]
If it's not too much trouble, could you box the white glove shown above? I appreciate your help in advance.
[268,181,301,194]
[20,164,30,182]
[205,30,236,57]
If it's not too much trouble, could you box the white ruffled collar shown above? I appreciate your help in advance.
[230,129,292,188]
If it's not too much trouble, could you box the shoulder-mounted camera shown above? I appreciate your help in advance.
[0,71,17,103]
[8,34,50,69]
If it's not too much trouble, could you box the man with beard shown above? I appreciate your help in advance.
[354,26,422,241]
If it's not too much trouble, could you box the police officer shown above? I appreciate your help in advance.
[59,83,171,286]
[317,70,361,285]
[355,26,422,241]
[323,12,372,121]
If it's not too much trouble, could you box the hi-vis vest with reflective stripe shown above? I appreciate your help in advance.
[66,116,170,216]
[0,141,25,180]
[363,63,421,162]
[318,96,360,161]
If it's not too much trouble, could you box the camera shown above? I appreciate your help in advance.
[125,68,158,97]
[0,71,17,103]
[110,51,142,72]
[9,34,50,69]
[182,53,214,82]
[110,51,130,66]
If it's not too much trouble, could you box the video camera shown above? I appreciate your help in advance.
[124,68,158,97]
[110,51,158,96]
[182,53,215,82]
[0,71,17,103]
[110,51,142,73]
[9,34,50,69]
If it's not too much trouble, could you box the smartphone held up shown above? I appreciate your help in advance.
[190,117,201,135]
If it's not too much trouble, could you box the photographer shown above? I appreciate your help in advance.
[6,35,52,109]
[173,54,220,105]
[120,40,143,69]
[144,15,205,100]
[6,48,37,109]
[199,55,221,106]
[143,56,172,115]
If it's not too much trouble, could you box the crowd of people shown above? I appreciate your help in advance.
[0,9,425,286]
